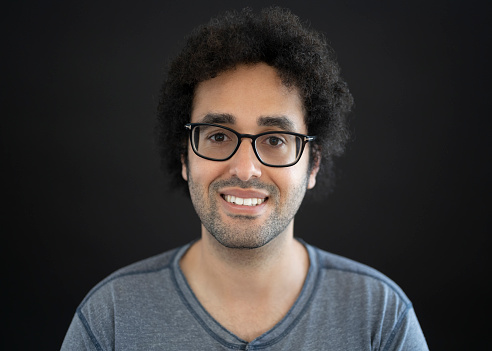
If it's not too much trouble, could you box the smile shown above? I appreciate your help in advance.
[222,194,266,206]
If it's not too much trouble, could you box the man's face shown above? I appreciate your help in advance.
[182,63,318,249]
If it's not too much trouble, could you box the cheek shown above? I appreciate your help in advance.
[187,153,227,187]
[270,166,309,195]
[290,153,311,184]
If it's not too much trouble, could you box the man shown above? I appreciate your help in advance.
[62,7,428,350]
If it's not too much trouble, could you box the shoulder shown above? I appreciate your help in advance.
[77,245,186,314]
[64,246,188,350]
[91,247,178,290]
[99,246,179,281]
[312,245,408,294]
[307,244,412,311]
[302,244,428,350]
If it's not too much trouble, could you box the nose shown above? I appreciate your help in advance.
[228,139,262,181]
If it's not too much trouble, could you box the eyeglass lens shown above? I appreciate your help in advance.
[191,124,302,166]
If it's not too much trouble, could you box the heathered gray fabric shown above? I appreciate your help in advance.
[61,242,428,350]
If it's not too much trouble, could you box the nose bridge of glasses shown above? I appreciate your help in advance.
[237,133,256,142]
[235,134,258,156]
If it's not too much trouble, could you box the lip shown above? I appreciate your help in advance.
[218,188,269,215]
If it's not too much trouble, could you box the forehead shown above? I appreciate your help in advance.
[191,63,306,133]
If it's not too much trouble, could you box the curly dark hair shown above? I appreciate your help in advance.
[157,7,353,195]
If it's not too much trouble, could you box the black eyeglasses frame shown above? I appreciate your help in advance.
[185,123,316,168]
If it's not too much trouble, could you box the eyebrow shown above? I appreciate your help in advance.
[257,116,295,131]
[199,113,236,124]
[198,113,295,131]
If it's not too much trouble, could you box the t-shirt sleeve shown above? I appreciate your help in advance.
[382,306,429,351]
[61,312,102,351]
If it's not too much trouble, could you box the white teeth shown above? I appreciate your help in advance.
[223,195,265,206]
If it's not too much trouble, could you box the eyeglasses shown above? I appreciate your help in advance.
[185,123,316,167]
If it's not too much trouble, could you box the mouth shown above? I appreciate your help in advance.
[221,194,267,207]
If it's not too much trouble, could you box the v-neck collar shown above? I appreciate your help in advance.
[171,240,320,349]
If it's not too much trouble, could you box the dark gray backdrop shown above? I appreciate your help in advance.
[3,0,490,349]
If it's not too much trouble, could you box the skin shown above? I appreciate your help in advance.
[180,63,319,342]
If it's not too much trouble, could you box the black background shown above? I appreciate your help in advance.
[3,0,490,349]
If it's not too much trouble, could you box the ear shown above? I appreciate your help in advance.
[307,149,321,190]
[307,163,319,189]
[181,154,188,181]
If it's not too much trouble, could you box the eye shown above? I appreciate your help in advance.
[209,132,229,142]
[265,135,285,147]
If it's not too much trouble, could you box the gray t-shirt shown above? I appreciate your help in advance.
[61,241,428,350]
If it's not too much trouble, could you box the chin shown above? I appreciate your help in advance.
[210,228,281,250]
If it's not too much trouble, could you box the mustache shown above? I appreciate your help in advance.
[210,177,278,194]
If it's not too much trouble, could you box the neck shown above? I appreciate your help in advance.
[180,221,309,301]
